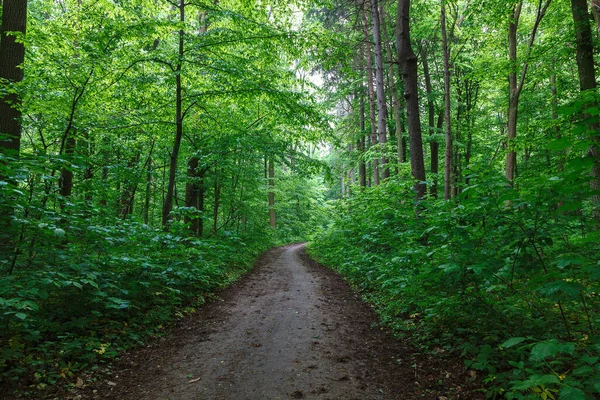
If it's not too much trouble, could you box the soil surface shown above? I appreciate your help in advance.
[73,244,482,400]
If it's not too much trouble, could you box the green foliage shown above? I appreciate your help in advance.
[0,217,271,393]
[309,165,600,398]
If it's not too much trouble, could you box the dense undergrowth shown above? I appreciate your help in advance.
[0,212,276,397]
[308,169,600,399]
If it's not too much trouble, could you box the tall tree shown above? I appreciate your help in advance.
[396,0,426,198]
[505,0,551,183]
[441,1,453,200]
[0,0,27,256]
[362,5,380,185]
[570,0,600,217]
[162,0,185,228]
[421,44,438,198]
[371,0,389,179]
[0,0,27,160]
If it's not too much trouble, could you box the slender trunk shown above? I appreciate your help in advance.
[397,0,426,198]
[506,0,551,182]
[421,44,438,198]
[359,95,368,187]
[59,136,76,200]
[162,0,185,228]
[506,2,521,183]
[441,2,453,200]
[198,171,205,237]
[379,2,404,175]
[213,168,220,235]
[371,0,389,179]
[591,0,600,36]
[464,79,478,186]
[268,158,276,228]
[119,153,140,218]
[184,156,199,230]
[363,6,380,185]
[143,157,152,224]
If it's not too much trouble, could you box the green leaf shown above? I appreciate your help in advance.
[15,312,27,320]
[558,386,586,400]
[438,263,461,273]
[530,340,575,362]
[536,281,584,300]
[500,337,527,348]
[511,374,559,390]
[572,365,594,376]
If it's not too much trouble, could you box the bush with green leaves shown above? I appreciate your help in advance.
[309,165,600,398]
[0,214,272,394]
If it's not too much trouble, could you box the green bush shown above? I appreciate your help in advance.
[309,170,600,399]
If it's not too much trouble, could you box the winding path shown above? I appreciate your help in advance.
[84,244,477,400]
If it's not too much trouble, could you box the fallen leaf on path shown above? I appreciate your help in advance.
[76,377,84,388]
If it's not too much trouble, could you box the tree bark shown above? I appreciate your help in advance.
[213,168,220,235]
[571,0,600,217]
[0,0,27,159]
[441,1,453,200]
[505,0,551,183]
[421,44,438,198]
[362,6,380,185]
[591,0,600,35]
[0,0,27,258]
[371,0,389,179]
[162,0,185,228]
[396,0,426,198]
[359,95,368,187]
[184,156,199,231]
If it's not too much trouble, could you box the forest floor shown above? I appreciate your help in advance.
[69,244,483,400]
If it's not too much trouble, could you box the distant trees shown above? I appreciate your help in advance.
[313,0,598,208]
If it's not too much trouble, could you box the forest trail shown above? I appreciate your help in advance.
[81,244,478,400]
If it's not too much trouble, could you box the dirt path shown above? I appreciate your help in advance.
[81,244,480,400]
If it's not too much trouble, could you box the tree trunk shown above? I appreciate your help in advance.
[591,0,600,35]
[506,0,551,183]
[571,0,600,217]
[162,0,185,228]
[396,0,426,198]
[359,95,368,187]
[268,158,276,228]
[184,156,199,231]
[59,136,76,200]
[421,44,438,198]
[0,0,27,257]
[371,0,389,179]
[441,2,453,200]
[143,157,152,225]
[0,0,27,160]
[506,2,521,184]
[213,168,220,235]
[379,1,404,177]
[362,6,380,186]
